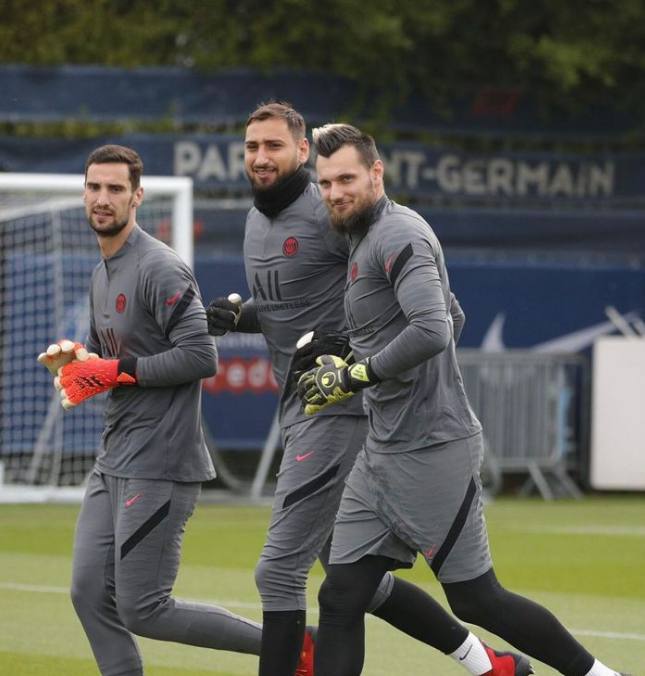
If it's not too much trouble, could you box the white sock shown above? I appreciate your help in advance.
[449,632,493,675]
[585,659,623,676]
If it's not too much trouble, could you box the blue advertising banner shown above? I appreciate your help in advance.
[195,254,645,449]
[3,250,642,453]
[0,65,637,138]
[2,133,645,204]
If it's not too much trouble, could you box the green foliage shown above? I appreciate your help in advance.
[2,0,645,125]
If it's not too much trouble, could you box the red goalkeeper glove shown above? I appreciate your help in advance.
[55,357,137,409]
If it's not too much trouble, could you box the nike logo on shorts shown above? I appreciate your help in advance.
[165,291,181,306]
[125,493,143,508]
[295,451,314,462]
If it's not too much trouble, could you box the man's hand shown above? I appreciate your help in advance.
[206,293,242,336]
[55,358,137,409]
[37,339,93,376]
[297,354,378,415]
[290,329,353,384]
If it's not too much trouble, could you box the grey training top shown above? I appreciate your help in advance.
[243,182,365,428]
[87,225,217,481]
[345,197,481,453]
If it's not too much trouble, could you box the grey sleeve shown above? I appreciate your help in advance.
[136,256,217,386]
[369,238,449,380]
[450,293,465,344]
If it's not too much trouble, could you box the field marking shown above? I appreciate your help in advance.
[2,581,645,642]
[518,525,645,537]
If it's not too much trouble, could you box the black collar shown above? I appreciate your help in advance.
[252,165,311,218]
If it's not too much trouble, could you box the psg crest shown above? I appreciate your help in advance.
[282,237,299,257]
[115,293,127,313]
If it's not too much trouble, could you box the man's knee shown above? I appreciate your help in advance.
[116,595,164,637]
[443,570,500,625]
[318,569,365,622]
[255,557,307,608]
[70,567,107,617]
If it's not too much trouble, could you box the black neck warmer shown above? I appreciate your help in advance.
[252,165,311,218]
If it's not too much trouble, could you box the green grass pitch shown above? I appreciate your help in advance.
[1,495,643,675]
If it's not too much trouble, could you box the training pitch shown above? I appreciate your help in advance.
[1,495,643,675]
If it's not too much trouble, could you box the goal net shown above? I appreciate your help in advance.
[0,173,193,501]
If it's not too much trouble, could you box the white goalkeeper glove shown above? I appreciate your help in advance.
[37,339,96,376]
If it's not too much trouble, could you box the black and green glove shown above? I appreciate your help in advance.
[297,354,379,415]
[289,329,353,385]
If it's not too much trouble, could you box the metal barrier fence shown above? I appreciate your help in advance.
[458,350,588,500]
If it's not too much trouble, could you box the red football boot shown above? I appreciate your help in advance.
[483,644,535,676]
[295,627,315,676]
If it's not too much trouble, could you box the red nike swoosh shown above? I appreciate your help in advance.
[125,494,142,508]
[295,451,314,462]
[165,291,181,306]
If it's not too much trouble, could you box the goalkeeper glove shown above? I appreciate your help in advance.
[206,293,242,336]
[290,329,353,385]
[37,339,94,376]
[297,354,379,415]
[55,357,137,409]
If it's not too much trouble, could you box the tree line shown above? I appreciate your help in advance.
[1,0,644,138]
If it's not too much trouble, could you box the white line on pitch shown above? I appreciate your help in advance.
[573,629,645,641]
[2,582,645,642]
[1,582,68,594]
[519,525,645,537]
[0,582,264,610]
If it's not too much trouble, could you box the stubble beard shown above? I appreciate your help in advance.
[87,213,130,238]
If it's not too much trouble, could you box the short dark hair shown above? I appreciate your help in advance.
[84,144,143,190]
[312,124,380,168]
[246,101,306,140]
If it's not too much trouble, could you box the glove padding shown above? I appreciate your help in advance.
[206,297,242,336]
[297,354,377,415]
[290,329,353,384]
[37,339,94,376]
[55,358,137,409]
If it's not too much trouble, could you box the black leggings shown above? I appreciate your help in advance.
[316,559,596,676]
[315,556,466,676]
[443,568,595,675]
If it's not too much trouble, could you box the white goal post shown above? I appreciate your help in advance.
[0,172,193,502]
[0,173,193,265]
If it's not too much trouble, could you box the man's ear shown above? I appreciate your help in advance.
[298,137,310,165]
[371,159,384,184]
[132,186,144,208]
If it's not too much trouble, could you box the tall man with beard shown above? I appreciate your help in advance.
[298,123,631,676]
[43,144,273,676]
[206,103,533,676]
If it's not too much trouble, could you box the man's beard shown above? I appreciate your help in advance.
[88,214,129,237]
[330,199,379,235]
[248,165,295,194]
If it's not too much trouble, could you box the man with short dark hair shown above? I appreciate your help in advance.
[40,144,268,676]
[298,123,630,676]
[207,104,533,676]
